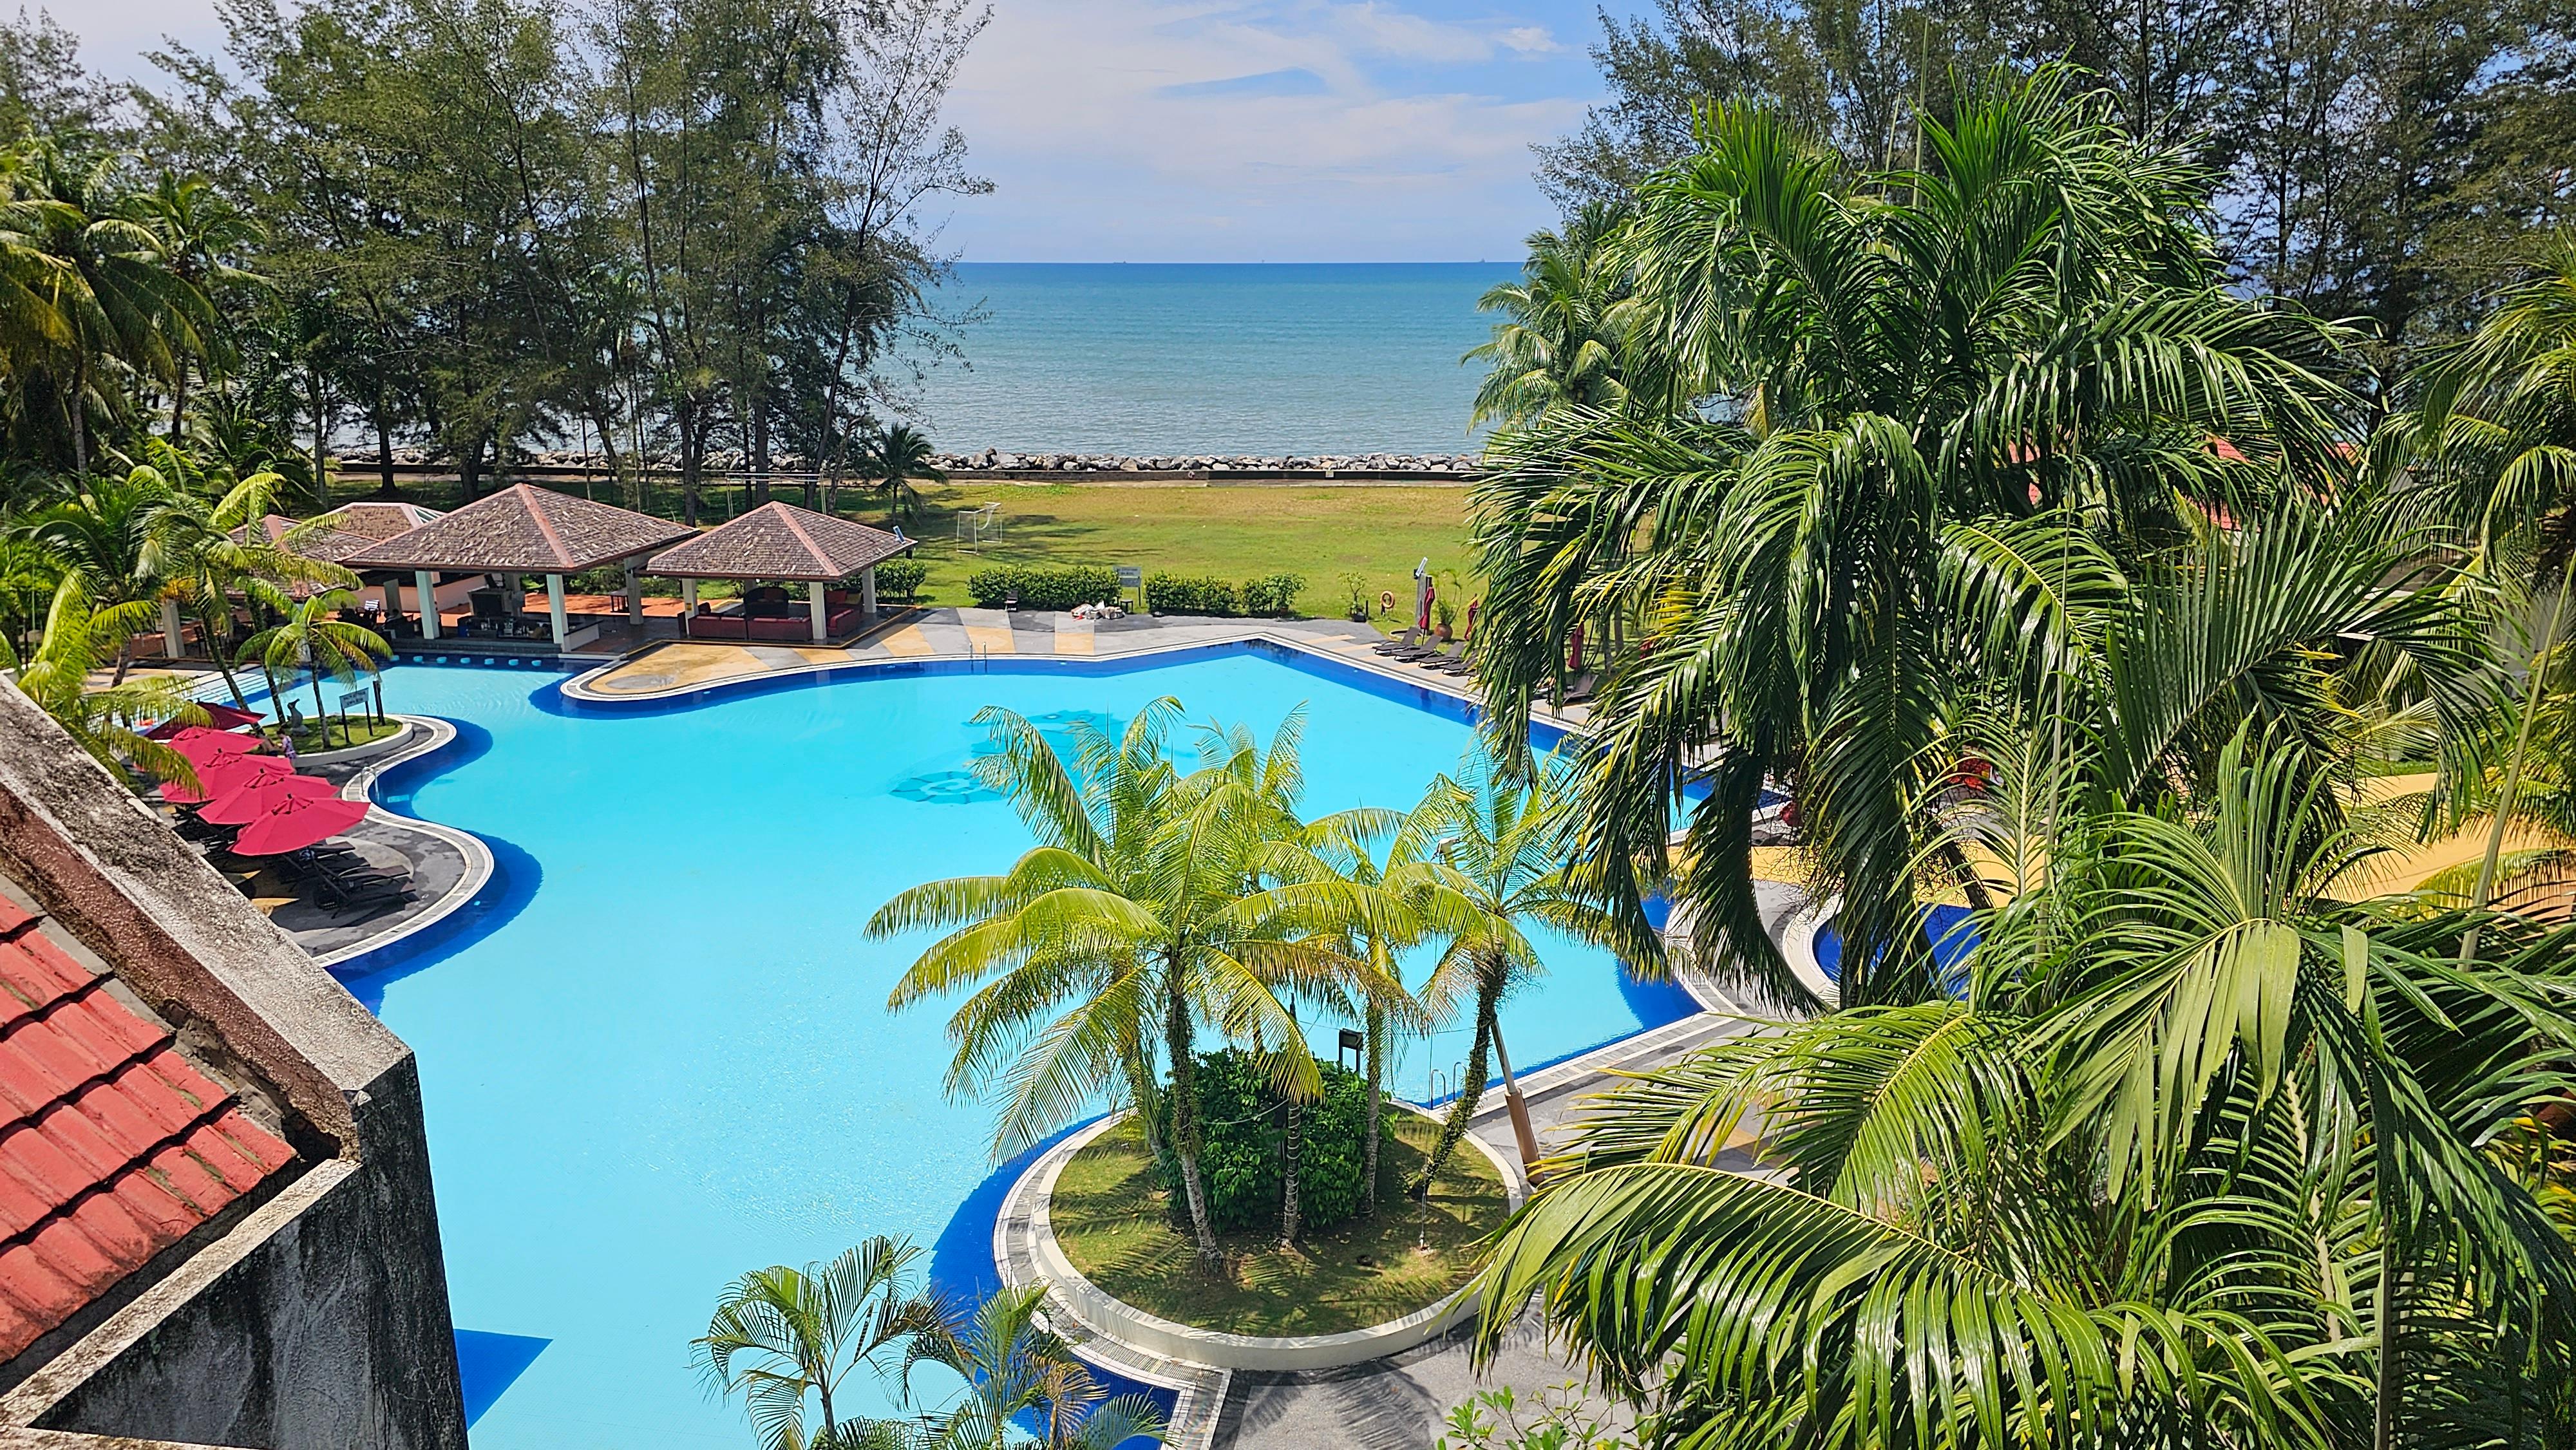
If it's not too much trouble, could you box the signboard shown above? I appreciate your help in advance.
[1115,566,1142,588]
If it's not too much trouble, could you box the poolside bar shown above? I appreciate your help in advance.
[345,484,694,652]
[645,500,914,645]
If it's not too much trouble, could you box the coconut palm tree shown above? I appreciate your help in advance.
[696,1236,945,1450]
[858,423,943,523]
[1405,753,1651,1192]
[896,1283,1164,1450]
[12,467,174,682]
[238,588,387,733]
[1470,70,2398,1008]
[875,702,1406,1268]
[1,574,201,786]
[123,173,259,441]
[1259,795,1454,1214]
[1462,202,1634,430]
[1472,728,2576,1445]
[5,147,216,476]
[139,454,352,710]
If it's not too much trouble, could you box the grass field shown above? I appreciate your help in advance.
[1050,1111,1507,1337]
[893,483,1475,620]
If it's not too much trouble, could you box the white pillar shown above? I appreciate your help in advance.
[859,567,878,619]
[547,573,568,647]
[624,559,645,626]
[682,578,698,612]
[158,598,184,657]
[417,572,440,640]
[384,573,402,630]
[808,580,828,642]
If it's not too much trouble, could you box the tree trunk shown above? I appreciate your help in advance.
[168,364,189,444]
[1162,983,1222,1268]
[198,609,251,711]
[1124,1036,1166,1165]
[1279,1095,1302,1246]
[70,355,88,478]
[1362,998,1385,1216]
[374,409,398,498]
[1412,990,1496,1197]
[261,661,289,728]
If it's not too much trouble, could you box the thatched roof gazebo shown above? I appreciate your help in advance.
[346,484,694,650]
[645,502,914,644]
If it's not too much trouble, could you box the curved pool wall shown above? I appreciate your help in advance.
[321,643,1701,1449]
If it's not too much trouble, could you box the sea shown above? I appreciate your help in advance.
[913,261,1519,457]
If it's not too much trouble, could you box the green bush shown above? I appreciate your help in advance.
[966,564,1121,610]
[874,557,926,602]
[1238,573,1306,617]
[1143,572,1238,616]
[1153,1049,1391,1234]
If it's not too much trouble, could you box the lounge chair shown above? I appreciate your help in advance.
[314,871,412,916]
[1560,672,1600,705]
[1372,627,1425,656]
[1416,640,1463,670]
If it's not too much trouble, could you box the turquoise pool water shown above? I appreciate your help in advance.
[332,644,1696,1448]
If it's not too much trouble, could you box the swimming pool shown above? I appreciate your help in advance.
[329,643,1700,1448]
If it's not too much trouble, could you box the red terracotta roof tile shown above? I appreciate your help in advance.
[0,906,297,1361]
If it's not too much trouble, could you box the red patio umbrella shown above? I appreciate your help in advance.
[229,793,371,856]
[197,774,337,827]
[165,726,258,767]
[161,750,292,807]
[146,703,266,739]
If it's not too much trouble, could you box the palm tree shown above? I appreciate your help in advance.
[13,467,173,683]
[123,172,259,441]
[1261,795,1450,1214]
[897,1283,1164,1450]
[238,588,388,735]
[875,702,1403,1267]
[1469,69,2380,1007]
[141,457,352,709]
[1462,201,1633,430]
[858,423,943,523]
[696,1236,944,1450]
[1406,753,1648,1191]
[5,147,216,476]
[1470,728,2576,1445]
[2402,229,2576,939]
[1,574,202,786]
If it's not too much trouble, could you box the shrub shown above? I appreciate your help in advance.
[1238,573,1305,617]
[1144,572,1239,616]
[874,557,926,602]
[966,564,1121,610]
[1153,1049,1392,1234]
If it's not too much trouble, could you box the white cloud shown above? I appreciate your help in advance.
[937,0,1593,259]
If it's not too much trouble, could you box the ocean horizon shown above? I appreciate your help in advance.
[914,261,1518,457]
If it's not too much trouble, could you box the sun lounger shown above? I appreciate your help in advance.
[1372,626,1425,656]
[1560,672,1600,704]
[1416,641,1463,670]
[314,872,412,916]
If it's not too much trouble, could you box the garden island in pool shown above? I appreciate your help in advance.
[327,639,1708,1449]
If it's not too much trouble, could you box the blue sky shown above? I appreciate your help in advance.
[59,0,1630,261]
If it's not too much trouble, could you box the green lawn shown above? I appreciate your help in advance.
[891,484,1475,622]
[1050,1111,1508,1337]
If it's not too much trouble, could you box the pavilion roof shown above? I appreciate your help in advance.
[231,513,378,567]
[645,502,914,582]
[315,500,446,543]
[345,484,692,575]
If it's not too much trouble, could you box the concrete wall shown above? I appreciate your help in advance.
[0,682,466,1450]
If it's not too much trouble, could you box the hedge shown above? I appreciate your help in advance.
[1143,571,1305,617]
[874,557,926,602]
[965,564,1122,610]
[1153,1049,1390,1234]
